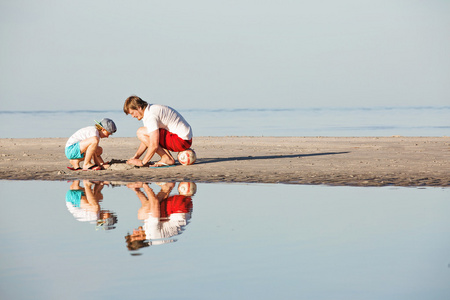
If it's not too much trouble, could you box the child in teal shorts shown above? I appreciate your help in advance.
[65,118,117,171]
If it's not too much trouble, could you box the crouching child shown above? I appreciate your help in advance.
[65,118,117,171]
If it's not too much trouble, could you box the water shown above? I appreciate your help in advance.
[1,180,449,299]
[0,106,448,138]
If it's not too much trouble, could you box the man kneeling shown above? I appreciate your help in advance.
[123,95,193,167]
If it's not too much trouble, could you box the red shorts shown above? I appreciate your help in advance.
[160,195,193,218]
[159,129,192,152]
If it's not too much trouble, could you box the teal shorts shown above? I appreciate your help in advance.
[65,142,84,159]
[65,190,85,207]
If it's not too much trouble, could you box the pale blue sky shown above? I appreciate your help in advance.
[1,0,449,111]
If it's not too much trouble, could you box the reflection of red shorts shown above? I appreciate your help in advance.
[159,129,192,152]
[160,195,193,218]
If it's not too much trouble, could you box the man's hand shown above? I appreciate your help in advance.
[127,158,144,167]
[127,182,144,190]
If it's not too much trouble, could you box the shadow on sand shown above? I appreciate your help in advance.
[194,152,350,165]
[109,152,350,166]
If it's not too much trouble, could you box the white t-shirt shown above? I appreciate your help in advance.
[143,212,190,241]
[143,104,192,140]
[66,202,99,223]
[65,126,100,148]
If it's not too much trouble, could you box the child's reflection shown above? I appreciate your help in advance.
[65,180,118,230]
[125,182,196,252]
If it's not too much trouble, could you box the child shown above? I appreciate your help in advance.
[65,118,117,171]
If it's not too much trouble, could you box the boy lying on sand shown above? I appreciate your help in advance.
[65,118,117,171]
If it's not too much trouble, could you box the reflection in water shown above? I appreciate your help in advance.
[125,182,196,254]
[2,181,448,298]
[64,180,196,255]
[65,180,118,230]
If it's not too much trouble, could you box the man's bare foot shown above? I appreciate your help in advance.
[151,161,175,167]
[156,182,175,189]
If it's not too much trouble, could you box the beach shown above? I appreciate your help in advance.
[0,136,448,187]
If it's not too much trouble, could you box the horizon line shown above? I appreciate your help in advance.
[0,105,449,114]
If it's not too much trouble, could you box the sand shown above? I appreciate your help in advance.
[0,136,449,187]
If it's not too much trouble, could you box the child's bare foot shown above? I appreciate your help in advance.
[82,163,97,170]
[69,159,81,169]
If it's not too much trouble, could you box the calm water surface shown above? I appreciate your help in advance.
[0,181,449,300]
[0,106,449,138]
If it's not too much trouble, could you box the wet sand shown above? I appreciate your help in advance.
[0,136,449,187]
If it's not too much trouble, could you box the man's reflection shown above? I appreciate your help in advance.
[125,182,196,252]
[65,180,118,230]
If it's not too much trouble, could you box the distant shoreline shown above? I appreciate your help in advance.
[1,107,449,139]
[1,105,449,113]
[0,136,449,187]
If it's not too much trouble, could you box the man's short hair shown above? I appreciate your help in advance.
[123,95,148,114]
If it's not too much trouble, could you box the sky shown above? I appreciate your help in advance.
[1,0,449,111]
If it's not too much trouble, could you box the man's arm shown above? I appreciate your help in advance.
[141,129,159,165]
[127,129,160,166]
[131,142,148,160]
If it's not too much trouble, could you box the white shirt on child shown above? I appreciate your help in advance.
[65,126,100,148]
[143,104,193,140]
[66,201,99,223]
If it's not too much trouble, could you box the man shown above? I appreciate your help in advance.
[123,95,193,167]
[124,182,194,251]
